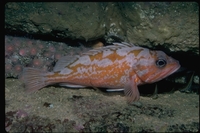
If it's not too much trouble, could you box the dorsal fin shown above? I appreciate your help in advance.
[53,42,135,71]
[113,42,134,47]
[53,55,79,72]
[82,42,134,56]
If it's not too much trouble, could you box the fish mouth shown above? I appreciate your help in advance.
[159,60,181,80]
[148,59,181,83]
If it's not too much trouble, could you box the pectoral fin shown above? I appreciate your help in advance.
[124,79,140,103]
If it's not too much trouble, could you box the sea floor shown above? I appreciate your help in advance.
[5,78,199,132]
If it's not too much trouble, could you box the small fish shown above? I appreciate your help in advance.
[22,42,180,103]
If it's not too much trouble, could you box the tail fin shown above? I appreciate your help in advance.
[21,67,48,93]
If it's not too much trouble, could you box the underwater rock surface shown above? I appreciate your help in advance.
[5,79,199,132]
[5,35,91,78]
[5,2,199,54]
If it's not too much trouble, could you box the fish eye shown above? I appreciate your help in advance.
[156,59,167,67]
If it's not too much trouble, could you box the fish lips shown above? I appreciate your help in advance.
[149,57,181,83]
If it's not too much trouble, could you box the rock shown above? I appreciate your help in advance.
[5,2,106,41]
[5,35,91,78]
[123,2,199,54]
[5,2,199,54]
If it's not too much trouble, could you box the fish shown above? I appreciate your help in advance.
[22,42,180,103]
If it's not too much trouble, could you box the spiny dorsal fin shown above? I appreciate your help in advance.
[113,42,134,47]
[82,42,134,56]
[54,42,135,70]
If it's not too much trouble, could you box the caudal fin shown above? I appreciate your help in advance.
[21,67,48,93]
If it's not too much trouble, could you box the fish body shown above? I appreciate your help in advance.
[22,42,180,103]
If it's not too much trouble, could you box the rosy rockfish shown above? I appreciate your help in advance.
[22,42,180,103]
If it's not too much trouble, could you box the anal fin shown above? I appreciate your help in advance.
[106,88,124,92]
[59,83,86,88]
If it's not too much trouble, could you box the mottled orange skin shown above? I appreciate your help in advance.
[46,51,133,87]
[22,42,180,103]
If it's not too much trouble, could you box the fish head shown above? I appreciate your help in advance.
[133,50,180,83]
